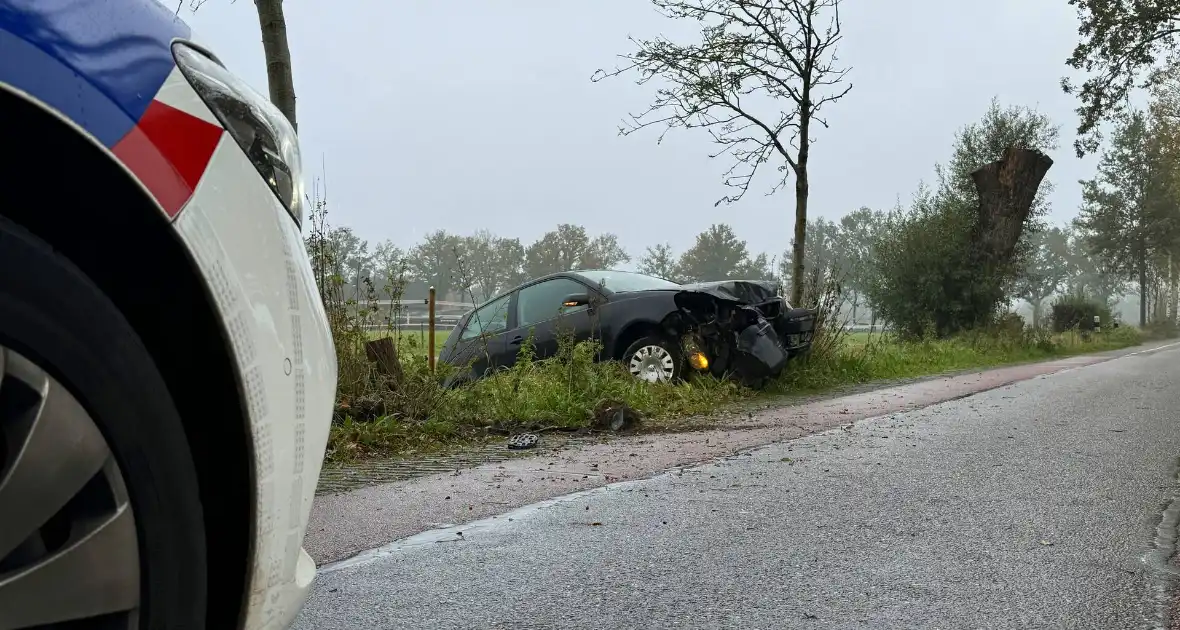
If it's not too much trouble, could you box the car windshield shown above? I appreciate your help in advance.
[577,270,682,293]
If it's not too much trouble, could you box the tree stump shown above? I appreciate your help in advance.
[970,146,1054,269]
[364,337,404,389]
[963,146,1055,327]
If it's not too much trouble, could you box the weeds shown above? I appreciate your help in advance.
[773,323,1142,394]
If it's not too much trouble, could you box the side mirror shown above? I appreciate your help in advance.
[562,293,591,308]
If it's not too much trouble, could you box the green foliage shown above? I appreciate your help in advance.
[864,98,1060,338]
[523,224,630,278]
[638,224,774,284]
[675,223,773,282]
[1075,109,1180,326]
[866,186,979,338]
[1144,318,1180,340]
[1063,0,1180,156]
[1014,227,1072,326]
[636,243,680,281]
[1049,294,1112,332]
[770,325,1139,395]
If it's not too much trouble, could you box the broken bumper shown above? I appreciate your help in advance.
[686,299,817,386]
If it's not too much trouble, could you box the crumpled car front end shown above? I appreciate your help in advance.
[669,280,816,387]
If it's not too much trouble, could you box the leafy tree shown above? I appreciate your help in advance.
[1063,0,1180,156]
[865,185,966,337]
[677,223,765,282]
[1012,227,1071,327]
[865,99,1060,337]
[780,217,843,292]
[371,240,408,295]
[310,226,372,301]
[455,231,527,301]
[523,224,630,278]
[593,0,852,305]
[491,237,528,292]
[936,98,1060,230]
[407,230,464,300]
[637,243,682,281]
[583,233,632,270]
[735,252,775,281]
[836,207,887,322]
[1075,110,1176,325]
[1061,226,1126,305]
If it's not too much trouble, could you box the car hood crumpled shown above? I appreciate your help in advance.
[675,280,784,306]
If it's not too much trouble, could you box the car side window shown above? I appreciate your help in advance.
[459,293,511,340]
[516,278,591,329]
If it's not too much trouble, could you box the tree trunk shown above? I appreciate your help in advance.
[1154,277,1164,322]
[790,133,811,309]
[1138,248,1148,327]
[967,147,1054,326]
[255,0,298,131]
[1031,298,1042,329]
[969,148,1055,266]
[1169,252,1178,323]
[790,166,808,306]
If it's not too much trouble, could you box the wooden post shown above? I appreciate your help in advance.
[428,286,436,373]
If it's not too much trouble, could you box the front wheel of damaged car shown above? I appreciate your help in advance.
[623,336,683,384]
[0,217,206,629]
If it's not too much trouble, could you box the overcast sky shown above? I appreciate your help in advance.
[180,0,1098,263]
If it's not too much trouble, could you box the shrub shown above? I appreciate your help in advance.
[1143,318,1180,340]
[1049,294,1111,332]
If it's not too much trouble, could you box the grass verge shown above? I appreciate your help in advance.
[325,324,1145,463]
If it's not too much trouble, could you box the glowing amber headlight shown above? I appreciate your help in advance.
[688,351,709,370]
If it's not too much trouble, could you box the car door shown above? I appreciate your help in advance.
[446,292,515,377]
[508,277,603,360]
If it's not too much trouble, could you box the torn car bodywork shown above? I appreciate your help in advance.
[665,280,816,387]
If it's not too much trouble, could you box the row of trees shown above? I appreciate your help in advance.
[311,220,778,305]
[1075,65,1180,326]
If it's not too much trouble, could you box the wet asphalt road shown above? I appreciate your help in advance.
[296,343,1180,629]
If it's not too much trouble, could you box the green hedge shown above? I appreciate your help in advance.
[1049,295,1112,332]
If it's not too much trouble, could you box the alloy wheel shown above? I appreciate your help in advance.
[0,346,140,630]
[627,344,676,383]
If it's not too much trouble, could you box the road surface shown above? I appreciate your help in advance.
[297,342,1180,629]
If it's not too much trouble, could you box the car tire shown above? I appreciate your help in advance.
[622,335,684,384]
[0,215,207,629]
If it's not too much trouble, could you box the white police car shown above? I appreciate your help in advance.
[0,1,336,628]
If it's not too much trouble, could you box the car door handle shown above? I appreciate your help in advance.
[509,335,523,345]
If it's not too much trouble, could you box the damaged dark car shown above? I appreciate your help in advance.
[438,269,816,388]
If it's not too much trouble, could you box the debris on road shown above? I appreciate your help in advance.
[507,433,540,450]
[589,400,644,432]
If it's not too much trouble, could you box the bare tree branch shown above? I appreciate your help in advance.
[592,0,850,304]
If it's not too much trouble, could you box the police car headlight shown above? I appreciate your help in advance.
[171,42,305,228]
